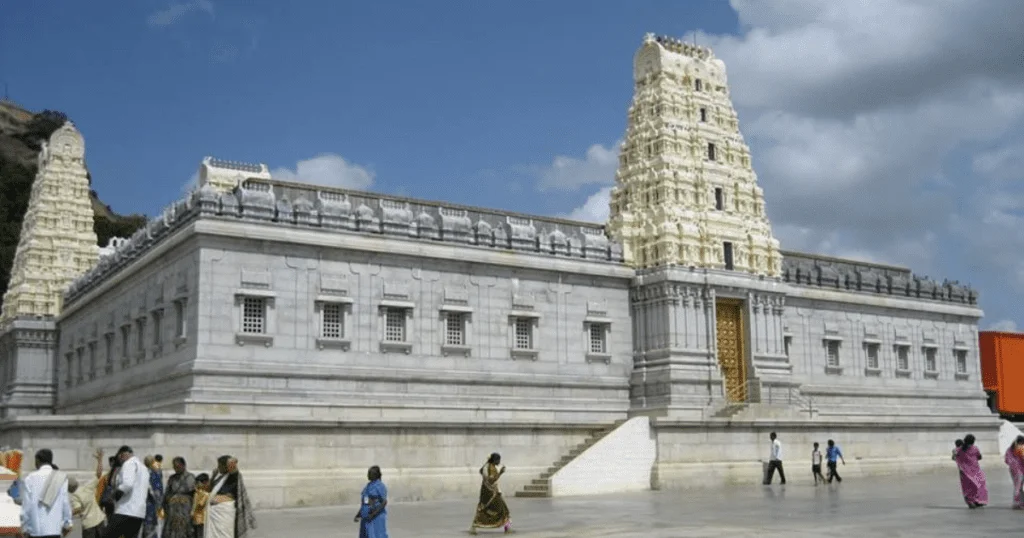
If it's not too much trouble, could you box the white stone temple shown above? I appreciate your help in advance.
[0,35,998,508]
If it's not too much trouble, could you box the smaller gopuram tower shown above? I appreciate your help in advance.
[607,33,781,277]
[0,122,98,323]
[0,121,98,416]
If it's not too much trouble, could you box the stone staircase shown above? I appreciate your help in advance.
[514,420,626,498]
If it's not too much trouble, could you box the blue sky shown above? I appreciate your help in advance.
[3,1,1023,331]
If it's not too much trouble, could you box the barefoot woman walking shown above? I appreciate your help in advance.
[470,453,511,534]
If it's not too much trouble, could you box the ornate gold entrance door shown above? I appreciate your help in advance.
[715,299,747,402]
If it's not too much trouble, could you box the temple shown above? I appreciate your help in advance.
[0,35,998,508]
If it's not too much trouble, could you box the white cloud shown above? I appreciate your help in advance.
[271,153,375,190]
[973,142,1024,181]
[537,142,619,191]
[565,187,612,223]
[988,319,1018,332]
[147,0,214,27]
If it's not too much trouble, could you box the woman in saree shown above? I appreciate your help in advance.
[143,455,166,538]
[470,453,511,535]
[954,434,989,508]
[207,456,257,538]
[1005,435,1024,509]
[162,457,197,538]
[353,465,388,538]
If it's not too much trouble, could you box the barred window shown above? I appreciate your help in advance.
[826,340,840,367]
[955,350,968,374]
[104,333,114,373]
[135,319,146,352]
[866,343,880,369]
[152,311,163,346]
[384,308,406,342]
[924,347,937,372]
[589,324,606,354]
[321,303,344,339]
[174,299,187,338]
[896,345,909,370]
[241,297,266,334]
[514,317,533,350]
[446,312,465,346]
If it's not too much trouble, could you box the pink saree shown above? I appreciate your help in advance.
[1005,446,1024,509]
[955,445,988,507]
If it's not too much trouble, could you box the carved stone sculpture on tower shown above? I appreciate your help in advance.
[0,122,99,324]
[606,35,782,277]
[197,156,272,193]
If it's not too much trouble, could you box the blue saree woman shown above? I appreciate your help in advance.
[353,466,388,538]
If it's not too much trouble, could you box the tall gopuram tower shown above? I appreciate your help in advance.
[617,35,791,419]
[607,33,781,277]
[0,122,99,323]
[0,121,98,416]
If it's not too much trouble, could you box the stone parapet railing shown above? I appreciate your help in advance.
[780,250,977,306]
[64,178,625,306]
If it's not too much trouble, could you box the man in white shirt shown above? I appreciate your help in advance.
[101,445,148,538]
[20,448,73,538]
[763,432,787,485]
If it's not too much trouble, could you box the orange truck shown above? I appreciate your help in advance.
[980,331,1024,418]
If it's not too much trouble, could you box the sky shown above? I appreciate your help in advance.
[1,0,1022,331]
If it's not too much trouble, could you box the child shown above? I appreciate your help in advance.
[192,473,211,537]
[811,442,826,485]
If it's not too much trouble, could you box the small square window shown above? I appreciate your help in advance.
[446,312,466,346]
[924,347,937,372]
[241,297,267,334]
[955,350,968,374]
[826,340,840,367]
[384,307,406,342]
[588,324,606,354]
[866,343,880,369]
[321,303,344,339]
[514,317,533,350]
[896,345,910,371]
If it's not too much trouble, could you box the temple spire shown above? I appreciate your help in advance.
[0,122,99,324]
[606,35,781,277]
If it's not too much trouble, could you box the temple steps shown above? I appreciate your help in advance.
[513,419,626,498]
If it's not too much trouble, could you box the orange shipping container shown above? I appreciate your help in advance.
[979,331,1024,415]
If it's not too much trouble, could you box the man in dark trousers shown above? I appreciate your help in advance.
[826,439,846,483]
[101,446,148,538]
[763,432,786,485]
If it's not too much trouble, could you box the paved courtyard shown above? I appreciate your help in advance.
[258,472,1022,536]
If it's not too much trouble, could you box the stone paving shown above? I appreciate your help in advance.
[257,472,1022,536]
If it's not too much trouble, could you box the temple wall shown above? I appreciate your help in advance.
[189,225,634,424]
[653,417,1002,490]
[780,289,989,419]
[55,235,201,413]
[0,415,599,508]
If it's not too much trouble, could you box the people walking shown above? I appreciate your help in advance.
[470,453,512,535]
[353,465,389,538]
[162,457,197,538]
[69,449,107,538]
[20,448,73,538]
[954,434,989,508]
[826,440,845,483]
[1004,435,1024,509]
[763,432,786,485]
[811,442,826,485]
[102,445,148,538]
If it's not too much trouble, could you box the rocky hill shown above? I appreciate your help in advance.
[0,100,146,310]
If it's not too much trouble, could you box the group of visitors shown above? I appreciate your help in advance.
[14,445,255,538]
[761,432,846,487]
[951,432,1024,510]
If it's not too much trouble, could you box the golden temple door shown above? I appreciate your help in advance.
[715,299,747,402]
